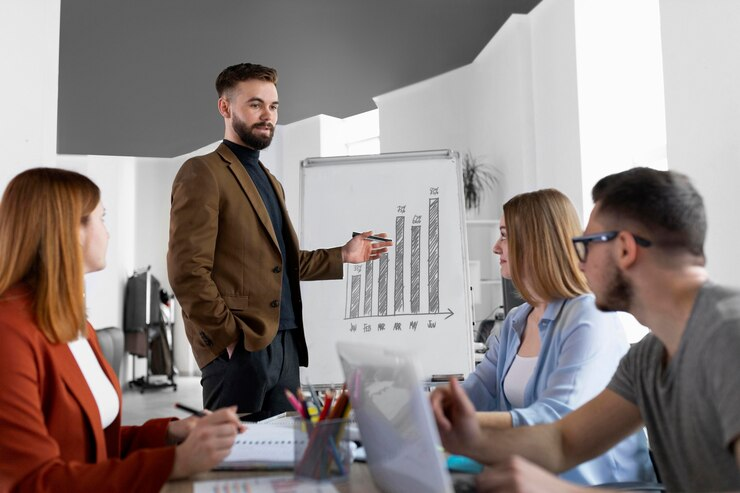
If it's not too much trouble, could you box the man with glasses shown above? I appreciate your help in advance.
[432,167,740,492]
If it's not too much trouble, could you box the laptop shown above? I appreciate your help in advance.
[337,341,476,493]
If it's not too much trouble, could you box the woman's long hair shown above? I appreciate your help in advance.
[0,168,100,343]
[504,188,589,305]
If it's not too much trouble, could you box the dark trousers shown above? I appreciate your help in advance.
[200,329,299,421]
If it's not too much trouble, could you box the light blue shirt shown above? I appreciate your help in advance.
[464,294,655,485]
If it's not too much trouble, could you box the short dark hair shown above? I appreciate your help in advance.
[215,63,278,98]
[592,167,706,257]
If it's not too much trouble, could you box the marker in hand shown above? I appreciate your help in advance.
[352,231,393,243]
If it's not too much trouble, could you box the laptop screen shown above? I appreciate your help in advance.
[337,341,455,493]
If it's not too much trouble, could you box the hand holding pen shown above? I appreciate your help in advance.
[342,231,393,263]
[172,403,246,436]
[169,403,245,479]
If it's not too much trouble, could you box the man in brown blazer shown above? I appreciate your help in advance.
[168,63,390,420]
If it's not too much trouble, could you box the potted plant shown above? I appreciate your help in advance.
[462,151,498,212]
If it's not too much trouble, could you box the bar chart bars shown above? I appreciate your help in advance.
[428,197,440,313]
[345,192,442,319]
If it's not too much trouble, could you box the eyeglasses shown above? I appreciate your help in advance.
[571,231,652,262]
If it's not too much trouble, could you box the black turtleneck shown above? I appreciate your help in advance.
[223,139,297,331]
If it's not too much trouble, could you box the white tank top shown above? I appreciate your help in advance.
[68,337,120,428]
[503,354,539,408]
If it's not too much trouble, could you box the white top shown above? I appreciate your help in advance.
[68,337,120,428]
[503,354,538,408]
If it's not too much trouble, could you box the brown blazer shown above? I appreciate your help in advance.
[0,285,175,493]
[167,143,342,368]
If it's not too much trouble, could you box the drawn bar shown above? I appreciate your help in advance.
[364,260,374,316]
[350,274,361,318]
[411,224,421,314]
[394,216,405,314]
[428,197,440,313]
[378,253,389,316]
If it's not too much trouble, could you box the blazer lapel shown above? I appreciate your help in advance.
[217,143,280,250]
[49,340,108,461]
[264,166,299,246]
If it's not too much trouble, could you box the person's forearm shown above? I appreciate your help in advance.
[299,247,343,280]
[477,411,513,429]
[466,422,570,473]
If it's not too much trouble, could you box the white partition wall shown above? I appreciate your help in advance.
[376,0,665,223]
[0,0,61,188]
[529,0,583,212]
[660,0,740,288]
[574,0,667,220]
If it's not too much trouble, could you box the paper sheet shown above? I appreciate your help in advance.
[194,475,338,493]
[216,424,295,470]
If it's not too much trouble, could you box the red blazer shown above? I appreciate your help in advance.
[0,285,176,493]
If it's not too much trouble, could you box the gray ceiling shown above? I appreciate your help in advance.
[58,0,541,158]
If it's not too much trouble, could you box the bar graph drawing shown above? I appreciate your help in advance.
[344,190,453,321]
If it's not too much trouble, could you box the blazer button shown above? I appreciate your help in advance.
[270,300,280,308]
[273,266,282,273]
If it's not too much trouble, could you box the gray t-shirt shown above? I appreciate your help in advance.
[608,282,740,492]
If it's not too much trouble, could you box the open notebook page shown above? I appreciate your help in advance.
[216,423,295,470]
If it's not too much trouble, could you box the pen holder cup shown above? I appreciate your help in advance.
[294,418,351,482]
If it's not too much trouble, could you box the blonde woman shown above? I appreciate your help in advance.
[0,168,244,493]
[432,189,654,485]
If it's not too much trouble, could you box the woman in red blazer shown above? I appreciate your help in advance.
[0,168,244,493]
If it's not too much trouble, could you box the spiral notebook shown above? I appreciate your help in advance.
[216,423,295,470]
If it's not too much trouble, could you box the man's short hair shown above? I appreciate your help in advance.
[215,63,278,98]
[592,167,706,257]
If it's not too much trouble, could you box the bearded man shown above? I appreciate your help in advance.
[168,63,390,420]
[431,167,740,492]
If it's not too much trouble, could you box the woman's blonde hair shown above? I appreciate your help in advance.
[504,188,589,305]
[0,168,100,343]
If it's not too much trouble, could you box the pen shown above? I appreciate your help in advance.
[175,402,245,434]
[352,232,393,243]
[174,402,206,417]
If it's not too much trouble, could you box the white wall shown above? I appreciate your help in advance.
[375,65,474,159]
[660,0,740,288]
[56,155,137,330]
[0,0,61,186]
[469,14,536,212]
[575,0,667,220]
[529,0,584,211]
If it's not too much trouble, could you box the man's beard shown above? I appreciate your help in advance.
[233,114,274,150]
[595,262,633,313]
